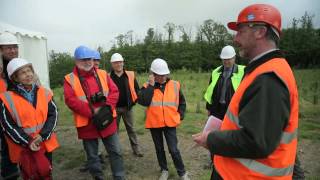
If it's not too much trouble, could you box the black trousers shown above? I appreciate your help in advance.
[150,127,186,176]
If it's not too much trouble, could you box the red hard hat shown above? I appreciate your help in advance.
[228,4,282,35]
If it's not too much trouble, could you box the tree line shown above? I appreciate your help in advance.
[49,12,320,89]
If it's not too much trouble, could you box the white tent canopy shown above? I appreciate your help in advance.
[0,21,50,88]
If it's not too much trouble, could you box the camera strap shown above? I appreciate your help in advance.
[76,67,104,114]
[92,69,105,95]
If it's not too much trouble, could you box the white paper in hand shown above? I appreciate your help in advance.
[203,115,222,133]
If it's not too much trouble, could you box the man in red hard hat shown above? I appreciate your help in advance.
[194,4,302,180]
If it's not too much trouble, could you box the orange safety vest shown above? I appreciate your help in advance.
[0,87,59,163]
[125,70,138,102]
[214,58,299,180]
[64,69,116,127]
[0,77,7,92]
[144,80,181,128]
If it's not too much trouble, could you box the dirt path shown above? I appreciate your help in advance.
[53,126,211,180]
[52,126,319,180]
[298,140,320,178]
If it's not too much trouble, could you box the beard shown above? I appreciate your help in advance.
[78,64,93,71]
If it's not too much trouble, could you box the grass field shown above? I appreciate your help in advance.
[52,69,320,179]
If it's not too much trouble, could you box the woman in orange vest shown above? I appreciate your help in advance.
[138,58,190,180]
[0,58,59,179]
[194,4,300,180]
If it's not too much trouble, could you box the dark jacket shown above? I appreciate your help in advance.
[206,64,240,119]
[207,50,290,159]
[110,70,140,109]
[138,78,186,120]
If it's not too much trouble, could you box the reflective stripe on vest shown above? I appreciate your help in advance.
[235,158,294,176]
[214,58,298,179]
[150,81,179,108]
[125,71,138,102]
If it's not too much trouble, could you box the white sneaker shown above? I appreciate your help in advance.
[159,170,169,180]
[180,172,190,180]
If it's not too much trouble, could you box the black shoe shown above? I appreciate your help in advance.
[93,175,105,180]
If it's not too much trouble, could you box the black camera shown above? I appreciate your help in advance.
[90,92,106,104]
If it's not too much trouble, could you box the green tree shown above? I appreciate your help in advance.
[49,51,74,88]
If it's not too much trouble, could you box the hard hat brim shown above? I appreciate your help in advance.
[220,55,236,60]
[150,69,170,75]
[9,63,33,79]
[227,22,238,31]
[0,42,20,45]
[110,59,124,63]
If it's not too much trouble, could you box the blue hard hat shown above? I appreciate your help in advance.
[93,50,101,61]
[74,45,94,60]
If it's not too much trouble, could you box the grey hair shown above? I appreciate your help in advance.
[266,26,280,47]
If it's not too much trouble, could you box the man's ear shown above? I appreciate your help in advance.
[255,26,268,39]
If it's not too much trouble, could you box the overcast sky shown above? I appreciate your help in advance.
[1,0,319,54]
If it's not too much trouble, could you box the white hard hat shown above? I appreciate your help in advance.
[220,45,236,59]
[150,58,170,75]
[7,58,32,79]
[110,53,124,62]
[0,32,20,45]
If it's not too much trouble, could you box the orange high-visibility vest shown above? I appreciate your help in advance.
[125,71,138,102]
[144,80,181,128]
[214,58,299,180]
[0,87,59,163]
[0,78,7,92]
[64,69,116,127]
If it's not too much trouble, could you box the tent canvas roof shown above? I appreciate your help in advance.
[0,21,50,88]
[0,21,46,39]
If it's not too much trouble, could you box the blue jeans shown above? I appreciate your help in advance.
[83,133,125,180]
[1,129,19,180]
[150,127,186,176]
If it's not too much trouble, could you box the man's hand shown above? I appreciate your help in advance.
[192,131,210,149]
[29,134,43,151]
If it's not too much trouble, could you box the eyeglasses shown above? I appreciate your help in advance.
[79,58,93,61]
[237,23,267,31]
[2,45,18,50]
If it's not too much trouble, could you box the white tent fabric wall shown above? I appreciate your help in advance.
[0,21,50,89]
